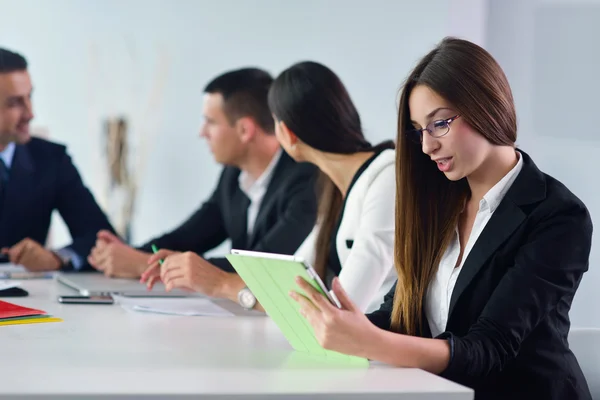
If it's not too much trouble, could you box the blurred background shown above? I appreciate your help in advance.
[2,0,598,326]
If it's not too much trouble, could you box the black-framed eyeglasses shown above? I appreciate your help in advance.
[406,115,461,143]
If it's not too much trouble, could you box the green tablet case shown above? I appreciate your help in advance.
[226,252,369,367]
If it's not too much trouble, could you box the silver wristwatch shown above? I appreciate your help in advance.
[237,287,256,310]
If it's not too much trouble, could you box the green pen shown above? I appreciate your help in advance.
[151,244,164,265]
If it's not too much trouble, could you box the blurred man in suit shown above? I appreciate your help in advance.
[89,68,318,308]
[0,47,114,271]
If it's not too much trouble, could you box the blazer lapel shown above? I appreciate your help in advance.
[246,150,290,247]
[0,145,35,241]
[448,200,525,317]
[447,150,546,318]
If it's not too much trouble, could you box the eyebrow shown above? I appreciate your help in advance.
[6,89,33,101]
[410,107,453,125]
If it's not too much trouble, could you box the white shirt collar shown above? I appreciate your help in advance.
[481,150,523,213]
[0,142,16,169]
[238,148,282,200]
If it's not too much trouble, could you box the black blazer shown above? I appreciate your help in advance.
[368,151,593,400]
[0,138,114,269]
[139,151,318,272]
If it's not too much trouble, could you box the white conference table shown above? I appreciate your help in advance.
[0,277,473,399]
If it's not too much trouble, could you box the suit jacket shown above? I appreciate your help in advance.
[368,150,593,400]
[295,149,397,313]
[0,138,114,270]
[140,151,318,272]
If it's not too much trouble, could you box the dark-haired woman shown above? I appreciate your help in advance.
[269,61,397,313]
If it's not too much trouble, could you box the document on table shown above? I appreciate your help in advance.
[0,280,21,291]
[0,263,26,273]
[0,263,55,279]
[113,295,234,317]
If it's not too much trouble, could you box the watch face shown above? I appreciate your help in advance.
[239,289,256,309]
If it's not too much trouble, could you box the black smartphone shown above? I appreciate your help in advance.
[57,295,114,305]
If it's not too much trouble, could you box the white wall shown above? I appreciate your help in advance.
[7,0,593,327]
[0,0,450,251]
[486,0,600,327]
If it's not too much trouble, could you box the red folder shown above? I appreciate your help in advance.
[0,300,46,319]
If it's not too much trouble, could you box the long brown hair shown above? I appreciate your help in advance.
[268,61,394,278]
[392,37,517,334]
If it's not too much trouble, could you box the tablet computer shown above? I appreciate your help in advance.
[231,249,341,307]
[226,249,368,366]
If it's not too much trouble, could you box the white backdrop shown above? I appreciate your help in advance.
[2,0,597,326]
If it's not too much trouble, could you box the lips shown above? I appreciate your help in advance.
[16,122,30,133]
[434,157,453,172]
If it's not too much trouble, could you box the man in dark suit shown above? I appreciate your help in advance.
[88,68,318,307]
[0,48,114,271]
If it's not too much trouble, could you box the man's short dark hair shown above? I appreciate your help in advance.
[204,68,274,134]
[0,48,28,73]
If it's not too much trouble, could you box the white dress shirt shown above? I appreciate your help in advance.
[0,142,16,167]
[426,152,524,337]
[238,149,282,236]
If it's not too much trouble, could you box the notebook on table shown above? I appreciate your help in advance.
[56,272,195,297]
[0,300,62,326]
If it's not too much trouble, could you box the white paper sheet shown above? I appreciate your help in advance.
[0,264,55,279]
[113,295,234,317]
[0,263,26,273]
[0,280,22,291]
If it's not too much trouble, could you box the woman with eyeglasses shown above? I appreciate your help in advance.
[269,61,397,313]
[290,38,592,399]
